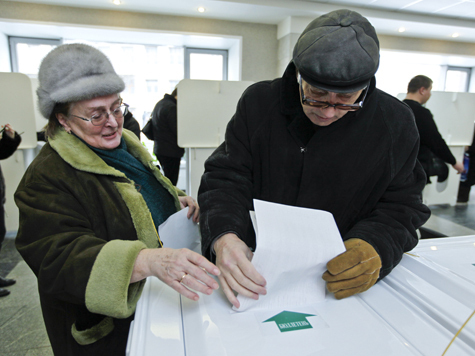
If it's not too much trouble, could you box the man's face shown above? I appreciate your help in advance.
[300,79,364,127]
[420,85,432,105]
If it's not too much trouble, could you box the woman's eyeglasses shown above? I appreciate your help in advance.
[298,74,367,111]
[70,102,129,126]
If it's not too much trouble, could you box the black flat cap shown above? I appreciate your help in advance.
[293,9,379,93]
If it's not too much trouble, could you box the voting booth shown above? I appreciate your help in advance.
[127,235,475,355]
[398,91,475,206]
[176,79,253,198]
[0,72,40,232]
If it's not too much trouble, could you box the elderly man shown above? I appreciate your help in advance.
[198,9,430,308]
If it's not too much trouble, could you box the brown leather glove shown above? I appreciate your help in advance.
[322,238,382,299]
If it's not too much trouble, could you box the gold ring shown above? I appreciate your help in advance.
[179,273,188,284]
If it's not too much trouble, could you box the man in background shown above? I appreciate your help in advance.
[403,75,464,183]
[151,88,184,186]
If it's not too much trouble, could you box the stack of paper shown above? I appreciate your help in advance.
[234,199,346,312]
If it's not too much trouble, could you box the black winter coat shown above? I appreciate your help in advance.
[151,94,184,158]
[199,63,430,280]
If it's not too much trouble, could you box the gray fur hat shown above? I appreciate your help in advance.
[293,9,379,93]
[37,43,125,118]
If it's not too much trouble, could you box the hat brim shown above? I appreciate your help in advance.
[300,71,371,93]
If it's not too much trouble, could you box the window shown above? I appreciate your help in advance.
[121,75,135,95]
[145,46,158,65]
[184,48,228,80]
[9,36,62,77]
[444,66,471,92]
[146,79,158,93]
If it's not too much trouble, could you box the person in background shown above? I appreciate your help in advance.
[457,127,475,203]
[0,123,21,297]
[14,44,219,355]
[122,109,141,140]
[151,88,184,186]
[198,9,430,308]
[403,75,464,183]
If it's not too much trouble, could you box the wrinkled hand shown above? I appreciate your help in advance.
[178,196,199,223]
[322,238,381,299]
[214,233,267,308]
[131,247,220,301]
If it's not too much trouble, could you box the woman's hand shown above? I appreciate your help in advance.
[131,248,220,301]
[178,196,199,223]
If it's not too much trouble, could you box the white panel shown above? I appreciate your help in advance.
[0,72,38,149]
[177,79,253,148]
[29,78,47,132]
[185,147,215,200]
[424,91,475,146]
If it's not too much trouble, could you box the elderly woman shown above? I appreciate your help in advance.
[14,44,219,355]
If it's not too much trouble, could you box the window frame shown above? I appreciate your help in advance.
[8,36,62,73]
[184,47,228,80]
[444,66,472,92]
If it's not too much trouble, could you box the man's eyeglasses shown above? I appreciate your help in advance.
[71,102,129,126]
[298,74,368,111]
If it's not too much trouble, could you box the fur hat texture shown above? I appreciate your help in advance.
[37,43,125,119]
[293,9,379,93]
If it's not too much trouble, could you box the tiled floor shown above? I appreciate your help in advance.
[0,189,474,355]
[0,234,53,356]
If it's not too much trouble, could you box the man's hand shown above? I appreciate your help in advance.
[214,233,267,308]
[322,238,381,299]
[453,161,465,174]
[178,195,199,223]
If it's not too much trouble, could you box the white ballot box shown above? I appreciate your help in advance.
[127,236,475,356]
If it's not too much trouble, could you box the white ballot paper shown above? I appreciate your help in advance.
[234,199,346,312]
[158,207,200,251]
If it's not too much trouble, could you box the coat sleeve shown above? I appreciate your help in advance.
[343,107,431,279]
[0,131,22,160]
[15,171,146,319]
[199,90,256,260]
[418,109,456,165]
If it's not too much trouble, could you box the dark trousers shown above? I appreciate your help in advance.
[0,204,5,253]
[156,154,181,186]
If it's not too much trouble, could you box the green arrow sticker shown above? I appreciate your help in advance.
[263,311,316,333]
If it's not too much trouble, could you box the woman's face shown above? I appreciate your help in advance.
[58,94,123,150]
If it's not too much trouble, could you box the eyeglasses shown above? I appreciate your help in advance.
[70,102,129,126]
[298,74,368,111]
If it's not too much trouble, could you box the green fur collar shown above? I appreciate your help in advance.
[49,128,155,177]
